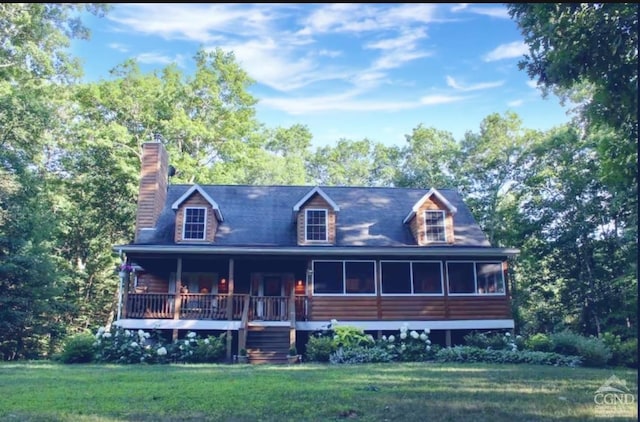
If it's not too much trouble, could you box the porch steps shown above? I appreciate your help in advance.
[245,326,291,364]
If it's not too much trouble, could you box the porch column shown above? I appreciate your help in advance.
[289,278,296,349]
[226,258,235,361]
[172,258,183,341]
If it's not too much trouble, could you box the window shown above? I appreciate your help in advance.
[447,261,505,295]
[306,209,327,241]
[313,261,375,295]
[424,210,446,242]
[412,262,443,294]
[381,261,443,295]
[183,207,206,240]
[475,262,505,294]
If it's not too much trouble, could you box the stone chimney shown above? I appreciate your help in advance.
[135,142,169,242]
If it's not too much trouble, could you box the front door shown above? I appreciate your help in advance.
[253,273,288,320]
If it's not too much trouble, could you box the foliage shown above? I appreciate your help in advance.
[59,333,95,364]
[525,333,553,352]
[90,326,225,364]
[435,346,582,367]
[329,345,395,364]
[549,330,611,368]
[305,335,336,363]
[463,331,520,351]
[177,332,226,364]
[601,333,638,369]
[332,325,374,349]
[507,4,638,304]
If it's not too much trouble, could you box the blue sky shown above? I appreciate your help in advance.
[72,3,572,148]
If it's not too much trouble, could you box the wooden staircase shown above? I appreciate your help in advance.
[245,326,290,364]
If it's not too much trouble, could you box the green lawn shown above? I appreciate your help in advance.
[0,362,637,421]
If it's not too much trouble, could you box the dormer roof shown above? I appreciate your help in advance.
[292,186,340,212]
[171,184,224,222]
[402,188,457,224]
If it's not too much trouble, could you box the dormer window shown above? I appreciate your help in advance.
[183,207,206,240]
[306,209,327,242]
[424,210,446,242]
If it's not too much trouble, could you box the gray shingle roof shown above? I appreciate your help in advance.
[137,185,491,248]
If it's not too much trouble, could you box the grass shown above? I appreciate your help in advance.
[0,361,637,421]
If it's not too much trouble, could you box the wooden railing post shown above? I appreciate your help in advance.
[173,258,182,341]
[226,259,234,361]
[289,280,296,349]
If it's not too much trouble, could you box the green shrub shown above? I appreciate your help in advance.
[550,330,611,367]
[464,331,517,351]
[435,346,582,367]
[332,325,374,349]
[330,345,396,364]
[306,335,336,362]
[550,330,582,356]
[526,333,553,352]
[180,333,226,363]
[60,333,95,364]
[602,333,638,368]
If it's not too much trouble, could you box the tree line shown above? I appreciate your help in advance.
[0,3,636,359]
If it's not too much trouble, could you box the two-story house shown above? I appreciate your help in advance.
[113,142,519,363]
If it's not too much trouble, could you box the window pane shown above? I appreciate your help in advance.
[313,261,343,294]
[381,262,411,293]
[476,262,505,294]
[306,210,327,241]
[345,261,375,294]
[447,262,475,294]
[412,262,443,294]
[184,208,205,239]
[424,211,446,242]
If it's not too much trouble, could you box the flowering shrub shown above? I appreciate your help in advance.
[305,320,436,364]
[379,323,436,362]
[177,331,226,363]
[88,326,226,364]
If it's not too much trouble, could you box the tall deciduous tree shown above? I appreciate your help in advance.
[307,138,400,186]
[394,125,461,190]
[1,3,108,358]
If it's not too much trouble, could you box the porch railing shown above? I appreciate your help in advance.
[125,293,307,321]
[125,293,250,320]
[249,296,290,321]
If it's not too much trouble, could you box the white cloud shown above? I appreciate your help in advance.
[483,41,528,62]
[507,99,524,107]
[451,4,469,13]
[366,28,431,71]
[419,94,468,105]
[108,43,129,53]
[466,6,510,19]
[446,75,504,91]
[317,49,342,58]
[107,3,284,43]
[261,90,466,114]
[299,3,439,35]
[136,52,186,67]
[526,80,538,89]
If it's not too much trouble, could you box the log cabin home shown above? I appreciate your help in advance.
[113,142,519,363]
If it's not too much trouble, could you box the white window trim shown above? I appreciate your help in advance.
[305,208,328,242]
[380,260,445,296]
[424,210,447,243]
[446,260,506,296]
[182,207,207,241]
[312,260,377,296]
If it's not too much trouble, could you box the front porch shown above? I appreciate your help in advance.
[123,293,308,322]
